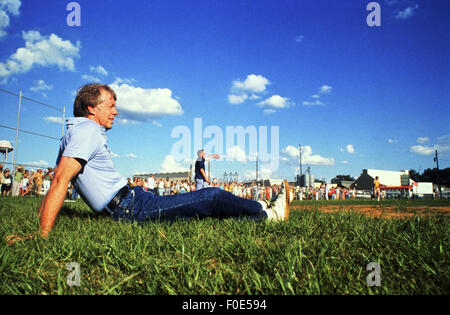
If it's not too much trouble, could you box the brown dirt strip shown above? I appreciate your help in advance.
[290,204,450,219]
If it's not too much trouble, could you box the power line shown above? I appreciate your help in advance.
[0,123,61,141]
[0,88,62,112]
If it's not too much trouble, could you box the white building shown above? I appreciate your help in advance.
[366,169,412,187]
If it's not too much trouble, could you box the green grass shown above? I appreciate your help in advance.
[0,197,449,294]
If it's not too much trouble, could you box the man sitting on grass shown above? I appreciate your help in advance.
[7,84,291,244]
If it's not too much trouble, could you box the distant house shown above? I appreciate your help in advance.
[338,180,354,189]
[352,169,411,191]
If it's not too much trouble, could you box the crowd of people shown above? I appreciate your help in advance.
[128,176,362,200]
[128,176,363,202]
[0,164,54,197]
[295,184,358,201]
[127,176,283,202]
[1,163,361,202]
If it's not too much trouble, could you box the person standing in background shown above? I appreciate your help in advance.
[194,149,219,190]
[1,169,12,196]
[12,166,23,197]
[374,176,381,202]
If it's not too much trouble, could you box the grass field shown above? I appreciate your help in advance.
[0,196,449,295]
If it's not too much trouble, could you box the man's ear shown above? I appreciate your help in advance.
[87,105,96,115]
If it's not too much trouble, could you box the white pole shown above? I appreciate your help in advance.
[61,106,66,137]
[13,90,22,172]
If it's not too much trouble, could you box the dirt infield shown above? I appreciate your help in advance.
[291,204,450,219]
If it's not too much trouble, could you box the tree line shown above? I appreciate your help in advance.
[327,168,450,187]
[408,167,450,187]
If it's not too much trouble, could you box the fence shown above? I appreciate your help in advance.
[0,88,65,172]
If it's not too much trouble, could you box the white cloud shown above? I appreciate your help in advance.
[346,144,355,154]
[302,86,332,106]
[0,30,81,79]
[340,145,355,153]
[258,95,292,109]
[0,0,21,39]
[320,85,333,94]
[89,65,108,76]
[244,167,274,180]
[43,116,63,124]
[82,65,108,82]
[409,134,450,156]
[82,74,101,82]
[303,100,324,106]
[388,139,398,143]
[437,134,450,146]
[259,167,274,179]
[228,93,248,105]
[395,5,419,19]
[226,146,247,163]
[283,145,335,166]
[228,74,271,105]
[161,154,189,172]
[0,10,10,39]
[23,160,49,167]
[409,145,435,155]
[110,82,183,123]
[341,160,349,164]
[0,0,21,14]
[30,79,53,92]
[436,134,450,155]
[249,94,261,100]
[115,118,140,125]
[113,77,137,85]
[232,74,270,93]
[125,153,137,158]
[416,137,429,144]
[263,109,276,115]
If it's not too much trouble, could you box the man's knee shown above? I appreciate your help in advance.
[199,187,222,199]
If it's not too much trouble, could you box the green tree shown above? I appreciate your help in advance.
[330,175,355,184]
[408,168,450,186]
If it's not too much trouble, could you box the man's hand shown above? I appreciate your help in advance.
[5,234,34,246]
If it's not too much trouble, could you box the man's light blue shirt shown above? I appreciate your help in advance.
[57,117,127,213]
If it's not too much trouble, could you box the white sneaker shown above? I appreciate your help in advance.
[267,180,291,221]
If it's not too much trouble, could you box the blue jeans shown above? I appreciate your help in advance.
[106,186,267,223]
[196,178,207,190]
[72,187,79,200]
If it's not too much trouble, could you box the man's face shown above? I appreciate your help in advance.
[89,89,118,130]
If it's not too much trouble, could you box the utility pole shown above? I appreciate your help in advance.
[298,144,302,186]
[256,153,259,182]
[434,150,442,199]
[307,166,311,188]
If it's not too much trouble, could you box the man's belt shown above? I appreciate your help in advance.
[107,184,131,210]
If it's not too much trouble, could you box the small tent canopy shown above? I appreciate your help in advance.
[0,140,13,165]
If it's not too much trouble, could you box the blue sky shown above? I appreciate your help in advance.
[0,0,449,182]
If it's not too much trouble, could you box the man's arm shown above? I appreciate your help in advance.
[204,154,220,162]
[38,157,82,238]
[200,168,209,183]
